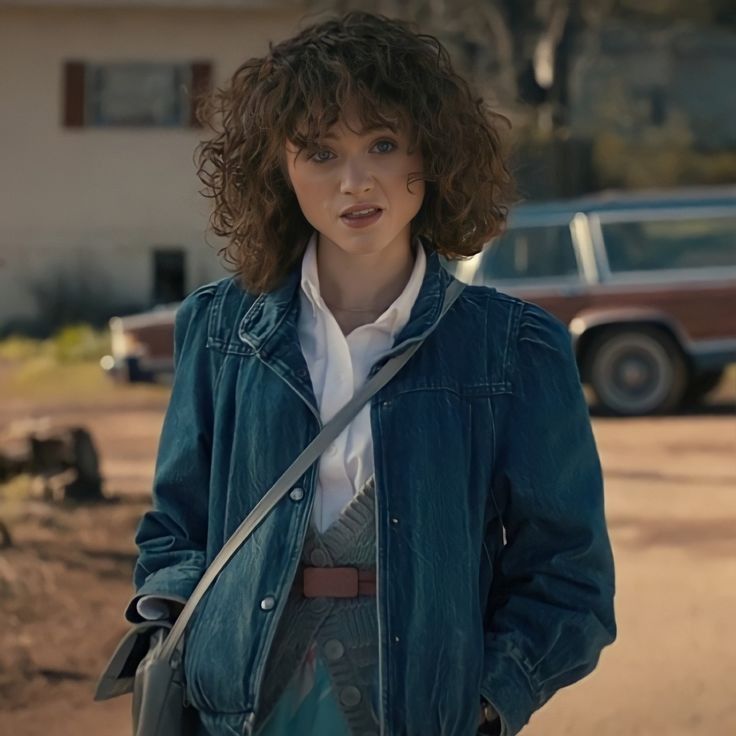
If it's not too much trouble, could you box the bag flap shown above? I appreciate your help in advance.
[93,620,172,701]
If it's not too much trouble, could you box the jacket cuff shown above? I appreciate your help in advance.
[480,649,539,736]
[124,564,203,623]
[130,594,188,623]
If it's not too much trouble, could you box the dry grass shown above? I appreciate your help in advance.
[0,325,170,407]
[0,358,170,407]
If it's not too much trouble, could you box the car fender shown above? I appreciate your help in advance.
[568,306,690,363]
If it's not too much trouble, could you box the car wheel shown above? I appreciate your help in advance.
[585,327,688,416]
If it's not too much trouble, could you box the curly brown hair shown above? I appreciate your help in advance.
[195,10,515,293]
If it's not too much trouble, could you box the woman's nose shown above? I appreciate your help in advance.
[339,159,374,194]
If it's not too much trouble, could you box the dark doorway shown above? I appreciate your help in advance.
[152,248,186,304]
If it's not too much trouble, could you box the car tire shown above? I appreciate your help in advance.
[585,327,688,416]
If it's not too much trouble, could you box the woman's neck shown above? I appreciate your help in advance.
[315,232,417,325]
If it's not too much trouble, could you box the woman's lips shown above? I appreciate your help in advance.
[340,208,383,228]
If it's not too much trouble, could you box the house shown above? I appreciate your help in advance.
[0,0,305,335]
[567,20,736,190]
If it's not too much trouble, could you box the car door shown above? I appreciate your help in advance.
[587,207,736,347]
[471,214,593,325]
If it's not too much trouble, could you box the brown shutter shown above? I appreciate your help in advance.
[63,61,86,127]
[189,61,212,127]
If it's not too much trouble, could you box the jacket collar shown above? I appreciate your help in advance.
[237,235,454,358]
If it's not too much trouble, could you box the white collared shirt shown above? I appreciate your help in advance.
[297,230,426,533]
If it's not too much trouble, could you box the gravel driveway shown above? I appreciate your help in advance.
[1,377,734,736]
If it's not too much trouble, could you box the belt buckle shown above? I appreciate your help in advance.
[303,566,359,598]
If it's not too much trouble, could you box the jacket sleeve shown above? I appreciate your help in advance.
[124,284,221,623]
[480,301,617,735]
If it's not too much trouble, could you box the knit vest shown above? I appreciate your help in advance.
[255,476,379,735]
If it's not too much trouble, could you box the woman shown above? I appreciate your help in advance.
[125,11,616,736]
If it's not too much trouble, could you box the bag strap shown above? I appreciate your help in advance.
[160,278,465,662]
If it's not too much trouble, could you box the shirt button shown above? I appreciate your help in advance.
[260,596,276,611]
[310,548,329,566]
[339,686,362,707]
[323,638,345,661]
[289,487,304,502]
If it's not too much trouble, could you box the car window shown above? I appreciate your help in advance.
[480,224,579,282]
[601,215,736,272]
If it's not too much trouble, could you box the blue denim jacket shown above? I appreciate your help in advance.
[126,244,616,736]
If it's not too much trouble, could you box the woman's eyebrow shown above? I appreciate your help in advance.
[322,125,397,140]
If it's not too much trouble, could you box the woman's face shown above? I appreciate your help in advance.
[284,103,425,259]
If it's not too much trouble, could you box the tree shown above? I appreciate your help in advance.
[305,0,734,130]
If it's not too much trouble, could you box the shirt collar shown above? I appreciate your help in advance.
[237,233,454,358]
[299,229,427,335]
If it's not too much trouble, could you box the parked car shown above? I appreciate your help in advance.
[100,304,179,384]
[448,186,736,415]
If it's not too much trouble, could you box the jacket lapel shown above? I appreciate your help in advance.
[237,266,320,421]
[236,237,454,413]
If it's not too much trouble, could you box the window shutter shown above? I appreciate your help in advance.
[63,61,86,128]
[189,61,212,127]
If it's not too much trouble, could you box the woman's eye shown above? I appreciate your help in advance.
[374,139,397,154]
[309,149,333,163]
[307,139,397,163]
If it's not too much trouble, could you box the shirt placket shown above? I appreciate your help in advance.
[316,313,356,531]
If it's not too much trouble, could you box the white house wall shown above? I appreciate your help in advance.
[0,3,305,332]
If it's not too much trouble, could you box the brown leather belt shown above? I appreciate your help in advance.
[296,566,377,598]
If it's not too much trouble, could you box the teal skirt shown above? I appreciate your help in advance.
[253,642,353,736]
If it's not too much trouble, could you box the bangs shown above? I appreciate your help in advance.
[284,90,413,152]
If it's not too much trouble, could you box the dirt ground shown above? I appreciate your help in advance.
[0,371,734,736]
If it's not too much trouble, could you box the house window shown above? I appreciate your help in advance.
[63,60,212,128]
[153,249,187,305]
